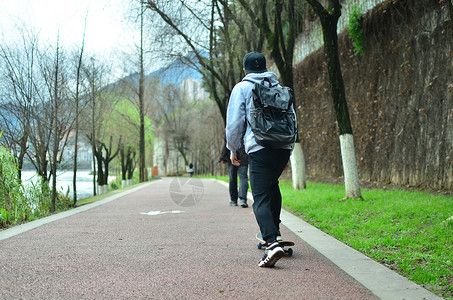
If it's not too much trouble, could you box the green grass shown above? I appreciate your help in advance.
[280,181,452,299]
[202,175,229,182]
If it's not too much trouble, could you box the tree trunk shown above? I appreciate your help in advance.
[95,144,104,194]
[127,149,136,185]
[309,0,361,198]
[90,66,97,196]
[321,13,361,198]
[120,146,127,187]
[290,143,306,189]
[17,132,28,180]
[340,134,361,198]
[91,141,97,196]
[51,35,60,213]
[139,2,146,183]
[73,103,79,204]
[73,15,86,206]
[100,136,121,190]
[51,139,58,212]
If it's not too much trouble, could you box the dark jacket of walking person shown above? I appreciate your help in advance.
[188,162,194,177]
[225,51,296,267]
[219,139,249,208]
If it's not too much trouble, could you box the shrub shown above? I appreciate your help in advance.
[347,4,365,56]
[0,133,23,227]
[1,131,71,227]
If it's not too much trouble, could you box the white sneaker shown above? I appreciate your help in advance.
[258,241,284,267]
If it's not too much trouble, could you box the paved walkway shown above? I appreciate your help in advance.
[0,178,443,299]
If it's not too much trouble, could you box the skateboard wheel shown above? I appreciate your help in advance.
[257,243,262,249]
[287,248,293,256]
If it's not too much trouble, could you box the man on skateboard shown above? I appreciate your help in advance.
[226,52,296,267]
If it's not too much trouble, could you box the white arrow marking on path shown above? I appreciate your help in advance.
[140,210,185,216]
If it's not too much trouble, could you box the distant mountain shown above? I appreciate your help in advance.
[109,51,205,89]
[148,54,203,86]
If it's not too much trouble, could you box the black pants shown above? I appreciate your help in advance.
[249,148,291,244]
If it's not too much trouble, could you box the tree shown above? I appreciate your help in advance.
[82,57,111,196]
[138,1,147,182]
[112,70,154,183]
[148,66,222,176]
[233,0,307,189]
[72,13,87,206]
[27,100,52,183]
[120,0,154,183]
[144,0,246,125]
[0,27,39,180]
[144,0,277,177]
[95,136,122,194]
[189,100,224,175]
[44,34,74,212]
[26,36,72,197]
[160,84,192,166]
[149,80,189,174]
[108,91,153,183]
[305,0,361,198]
[120,145,137,187]
[50,34,62,212]
[93,142,106,194]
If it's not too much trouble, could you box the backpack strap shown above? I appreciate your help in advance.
[240,79,255,144]
[243,77,274,87]
[241,78,255,85]
[241,78,262,108]
[261,77,276,88]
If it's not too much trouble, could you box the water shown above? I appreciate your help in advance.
[21,171,115,199]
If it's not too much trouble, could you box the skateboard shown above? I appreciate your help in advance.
[256,232,294,256]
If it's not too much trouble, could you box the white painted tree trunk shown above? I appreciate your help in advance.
[97,184,103,195]
[102,185,108,194]
[122,180,127,188]
[339,134,361,198]
[128,179,132,186]
[290,143,306,189]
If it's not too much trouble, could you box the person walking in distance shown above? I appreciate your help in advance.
[188,162,194,177]
[226,51,296,267]
[219,138,249,208]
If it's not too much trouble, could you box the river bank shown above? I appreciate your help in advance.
[21,170,116,200]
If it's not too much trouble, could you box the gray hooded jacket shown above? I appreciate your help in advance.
[226,71,296,156]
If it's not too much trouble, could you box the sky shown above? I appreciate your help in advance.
[0,0,138,59]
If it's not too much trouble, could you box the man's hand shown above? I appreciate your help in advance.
[230,154,240,166]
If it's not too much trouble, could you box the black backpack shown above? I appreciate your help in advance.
[244,78,297,149]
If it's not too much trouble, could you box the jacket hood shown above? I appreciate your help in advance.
[242,72,279,86]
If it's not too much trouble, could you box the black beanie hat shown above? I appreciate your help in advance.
[243,52,268,74]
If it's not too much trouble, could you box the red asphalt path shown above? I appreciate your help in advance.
[1,178,380,299]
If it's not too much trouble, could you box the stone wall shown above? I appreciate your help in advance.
[294,0,386,65]
[294,0,452,191]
